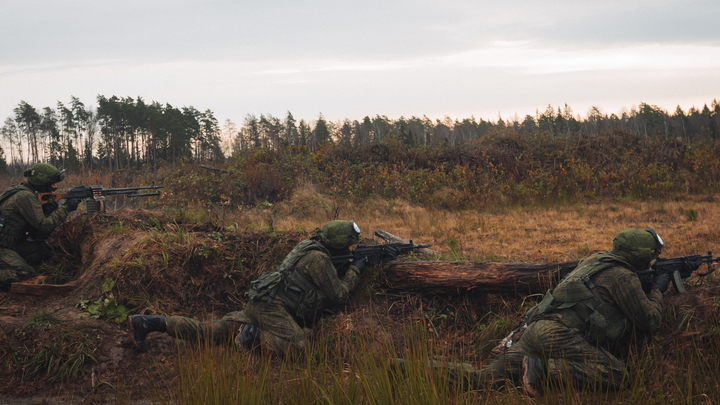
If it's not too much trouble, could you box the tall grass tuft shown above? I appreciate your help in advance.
[168,311,488,405]
[164,288,720,405]
[20,322,100,382]
[170,336,271,404]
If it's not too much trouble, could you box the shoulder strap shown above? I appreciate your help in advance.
[579,273,618,322]
[276,239,329,275]
[0,185,27,207]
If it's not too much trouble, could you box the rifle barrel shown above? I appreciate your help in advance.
[127,192,161,197]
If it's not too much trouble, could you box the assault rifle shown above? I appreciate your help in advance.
[637,252,720,293]
[331,242,431,271]
[37,184,162,213]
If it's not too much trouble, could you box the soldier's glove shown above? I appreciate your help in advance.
[680,260,702,278]
[351,258,366,274]
[651,272,671,293]
[380,245,400,264]
[236,323,261,351]
[63,198,82,212]
[42,200,59,216]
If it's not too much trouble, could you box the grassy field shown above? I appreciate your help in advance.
[156,188,720,405]
[2,166,720,404]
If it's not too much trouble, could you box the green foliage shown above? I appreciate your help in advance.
[77,278,130,323]
[472,312,516,355]
[24,311,63,328]
[680,207,698,221]
[446,237,462,259]
[19,318,100,383]
[152,132,720,212]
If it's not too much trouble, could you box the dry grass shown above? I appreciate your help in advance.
[4,168,718,264]
[223,185,720,264]
[3,169,720,402]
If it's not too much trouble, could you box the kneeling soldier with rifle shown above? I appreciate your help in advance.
[0,163,83,289]
[130,220,428,359]
[394,228,703,395]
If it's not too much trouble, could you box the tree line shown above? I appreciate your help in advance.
[1,96,719,174]
[234,100,720,150]
[1,96,223,175]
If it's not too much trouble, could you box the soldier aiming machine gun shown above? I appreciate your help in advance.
[37,184,163,213]
[637,252,720,293]
[331,242,431,271]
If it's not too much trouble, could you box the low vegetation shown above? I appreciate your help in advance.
[1,136,720,403]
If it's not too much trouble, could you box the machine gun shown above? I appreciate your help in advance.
[636,252,720,293]
[331,242,431,272]
[37,184,162,213]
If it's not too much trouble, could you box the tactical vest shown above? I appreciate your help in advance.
[527,252,631,345]
[245,238,330,321]
[0,185,30,248]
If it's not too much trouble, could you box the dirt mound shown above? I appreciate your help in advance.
[1,210,441,402]
[0,210,308,401]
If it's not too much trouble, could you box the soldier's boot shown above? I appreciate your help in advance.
[235,323,261,351]
[521,356,546,397]
[129,315,167,348]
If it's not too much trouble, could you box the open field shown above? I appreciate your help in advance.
[1,166,720,403]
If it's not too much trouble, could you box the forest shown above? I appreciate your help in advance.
[0,95,719,176]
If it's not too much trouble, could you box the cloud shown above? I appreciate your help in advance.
[1,1,719,125]
[438,42,720,74]
[253,41,720,77]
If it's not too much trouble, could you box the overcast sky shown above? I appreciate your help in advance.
[2,0,719,127]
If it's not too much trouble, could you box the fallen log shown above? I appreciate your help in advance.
[373,229,578,295]
[381,260,580,295]
[10,282,76,297]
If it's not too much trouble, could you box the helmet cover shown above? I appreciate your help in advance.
[23,163,64,187]
[612,228,662,268]
[317,220,361,250]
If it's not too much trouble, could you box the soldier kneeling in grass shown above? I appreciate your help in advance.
[0,163,82,289]
[130,220,366,359]
[394,228,697,395]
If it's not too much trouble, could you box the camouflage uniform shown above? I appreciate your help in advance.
[0,176,71,288]
[155,221,363,359]
[438,229,666,392]
[477,253,663,390]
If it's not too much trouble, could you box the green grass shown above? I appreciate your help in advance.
[167,323,480,405]
[20,322,101,382]
[160,291,720,405]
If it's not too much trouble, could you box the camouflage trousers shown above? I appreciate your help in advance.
[448,319,626,391]
[166,297,310,359]
[165,311,245,346]
[0,241,52,288]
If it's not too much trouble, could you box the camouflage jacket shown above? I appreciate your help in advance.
[528,252,664,345]
[0,183,69,249]
[248,238,361,322]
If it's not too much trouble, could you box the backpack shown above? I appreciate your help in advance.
[244,239,329,305]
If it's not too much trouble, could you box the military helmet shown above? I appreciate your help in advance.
[612,228,664,268]
[317,220,361,249]
[23,163,65,187]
